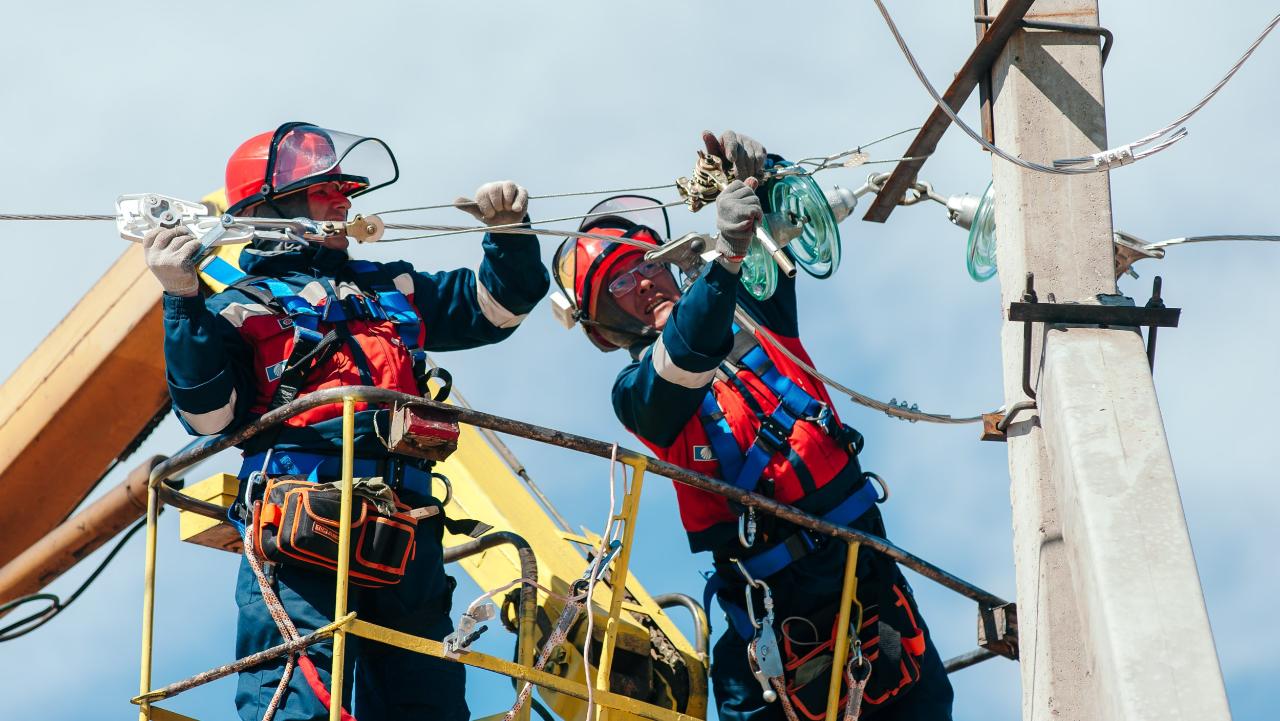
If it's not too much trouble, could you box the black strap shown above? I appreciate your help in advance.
[267,328,342,409]
[228,276,280,310]
[443,516,493,538]
[419,366,453,401]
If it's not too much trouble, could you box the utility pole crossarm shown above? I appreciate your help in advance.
[862,0,1035,223]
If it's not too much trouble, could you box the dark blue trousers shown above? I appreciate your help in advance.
[710,511,954,721]
[234,490,467,721]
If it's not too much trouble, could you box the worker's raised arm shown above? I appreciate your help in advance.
[407,181,550,351]
[613,180,762,447]
[612,260,741,447]
[146,227,257,436]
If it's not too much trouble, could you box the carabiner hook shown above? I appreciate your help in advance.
[738,507,758,548]
[733,558,773,630]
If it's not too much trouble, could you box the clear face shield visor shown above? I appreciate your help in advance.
[578,195,671,239]
[265,123,399,201]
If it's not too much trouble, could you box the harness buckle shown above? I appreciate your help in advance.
[756,416,789,455]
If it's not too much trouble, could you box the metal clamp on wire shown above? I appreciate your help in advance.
[676,152,732,212]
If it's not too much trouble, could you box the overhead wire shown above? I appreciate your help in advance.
[1143,234,1280,251]
[377,200,690,243]
[1057,12,1280,168]
[870,1,1280,173]
[734,309,987,425]
[372,183,680,217]
[0,214,115,221]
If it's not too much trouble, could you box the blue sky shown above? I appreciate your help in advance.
[1,2,1276,719]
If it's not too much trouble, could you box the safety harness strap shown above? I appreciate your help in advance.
[347,259,423,353]
[704,479,881,639]
[696,327,828,497]
[233,263,429,413]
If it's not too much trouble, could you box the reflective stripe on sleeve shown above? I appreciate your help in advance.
[475,276,527,329]
[392,272,415,297]
[652,336,716,389]
[179,389,238,435]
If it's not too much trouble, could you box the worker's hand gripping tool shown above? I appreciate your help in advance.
[116,193,386,257]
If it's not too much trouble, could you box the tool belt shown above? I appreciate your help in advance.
[251,476,426,588]
[778,552,927,716]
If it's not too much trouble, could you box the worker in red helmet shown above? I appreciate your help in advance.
[141,122,548,721]
[553,131,954,721]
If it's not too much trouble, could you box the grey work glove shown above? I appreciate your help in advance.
[143,227,202,297]
[715,179,762,273]
[702,130,767,182]
[454,181,530,228]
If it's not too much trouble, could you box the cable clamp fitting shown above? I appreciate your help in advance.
[1088,143,1138,170]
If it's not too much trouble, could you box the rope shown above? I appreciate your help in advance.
[583,444,625,721]
[871,1,1279,173]
[243,523,299,721]
[841,657,869,721]
[772,677,801,721]
[502,595,586,721]
[734,309,987,425]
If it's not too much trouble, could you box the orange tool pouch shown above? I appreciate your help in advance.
[252,477,422,588]
[778,555,927,716]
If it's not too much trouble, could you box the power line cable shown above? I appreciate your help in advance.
[1143,234,1280,251]
[373,183,680,217]
[0,517,150,642]
[870,1,1279,173]
[734,309,987,425]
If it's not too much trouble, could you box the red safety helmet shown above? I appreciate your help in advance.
[553,195,674,352]
[224,122,399,215]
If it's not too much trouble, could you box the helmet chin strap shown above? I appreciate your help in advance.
[574,311,659,346]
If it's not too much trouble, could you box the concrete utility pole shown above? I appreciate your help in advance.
[987,2,1230,720]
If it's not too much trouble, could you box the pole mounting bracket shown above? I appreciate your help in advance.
[982,274,1177,442]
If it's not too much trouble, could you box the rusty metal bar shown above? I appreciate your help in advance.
[132,614,354,705]
[148,386,1009,610]
[863,0,1034,223]
[943,647,999,674]
[975,15,1114,65]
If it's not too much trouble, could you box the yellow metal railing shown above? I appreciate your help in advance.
[134,392,695,721]
[133,384,1013,720]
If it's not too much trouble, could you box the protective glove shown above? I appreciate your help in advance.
[715,178,762,273]
[143,227,203,297]
[454,181,530,228]
[702,130,767,182]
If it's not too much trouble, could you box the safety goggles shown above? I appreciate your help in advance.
[607,260,666,297]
